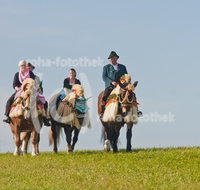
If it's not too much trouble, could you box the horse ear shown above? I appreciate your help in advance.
[133,81,138,88]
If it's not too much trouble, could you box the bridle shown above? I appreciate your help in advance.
[118,90,134,105]
[118,82,135,105]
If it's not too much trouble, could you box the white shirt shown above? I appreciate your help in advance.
[112,64,118,70]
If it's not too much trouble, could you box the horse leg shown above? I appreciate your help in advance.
[126,123,133,152]
[111,129,118,153]
[21,132,31,155]
[35,133,40,155]
[64,126,73,153]
[71,127,80,152]
[31,131,38,156]
[103,125,111,152]
[109,127,117,153]
[13,131,22,156]
[113,125,121,153]
[109,125,121,153]
[51,123,58,153]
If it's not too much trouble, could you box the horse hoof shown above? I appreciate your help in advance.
[113,146,118,153]
[104,147,110,152]
[104,140,110,152]
[53,148,58,154]
[14,148,23,156]
[32,152,37,156]
[13,152,19,156]
[67,145,73,154]
[67,149,73,154]
[23,152,27,156]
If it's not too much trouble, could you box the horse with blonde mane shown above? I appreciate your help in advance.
[98,74,139,153]
[48,84,90,153]
[8,78,44,156]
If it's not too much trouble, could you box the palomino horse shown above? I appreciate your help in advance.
[8,78,43,156]
[48,85,89,153]
[98,80,138,153]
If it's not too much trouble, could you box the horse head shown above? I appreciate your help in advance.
[21,78,35,119]
[118,80,137,117]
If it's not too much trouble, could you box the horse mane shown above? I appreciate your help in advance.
[21,78,35,91]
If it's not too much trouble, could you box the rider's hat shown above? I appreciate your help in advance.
[108,51,119,59]
[27,62,35,70]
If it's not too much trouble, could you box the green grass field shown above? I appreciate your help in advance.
[1,147,200,189]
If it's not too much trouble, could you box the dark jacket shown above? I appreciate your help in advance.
[102,63,128,87]
[63,78,81,89]
[13,71,35,90]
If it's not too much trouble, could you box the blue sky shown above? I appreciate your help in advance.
[0,0,200,153]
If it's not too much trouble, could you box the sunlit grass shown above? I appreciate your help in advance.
[1,147,200,189]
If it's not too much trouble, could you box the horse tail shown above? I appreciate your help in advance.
[48,124,62,146]
[56,127,62,145]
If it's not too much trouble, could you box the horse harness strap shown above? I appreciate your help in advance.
[118,90,135,104]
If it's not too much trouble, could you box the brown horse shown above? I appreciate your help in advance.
[48,88,89,154]
[9,116,43,156]
[8,78,43,156]
[98,81,138,153]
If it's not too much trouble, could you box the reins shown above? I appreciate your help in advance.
[118,90,134,104]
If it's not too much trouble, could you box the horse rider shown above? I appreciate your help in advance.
[3,60,35,124]
[27,63,43,94]
[100,51,143,118]
[100,51,128,117]
[54,68,81,109]
[27,62,50,126]
[63,68,81,96]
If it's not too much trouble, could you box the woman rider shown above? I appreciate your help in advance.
[63,68,81,96]
[3,60,35,123]
[56,68,81,114]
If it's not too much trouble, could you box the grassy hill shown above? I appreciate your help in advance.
[0,147,200,189]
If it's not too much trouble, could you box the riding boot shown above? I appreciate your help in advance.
[3,93,15,124]
[3,116,11,124]
[43,117,51,126]
[100,104,105,119]
[137,109,143,117]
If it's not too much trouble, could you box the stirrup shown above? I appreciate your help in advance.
[3,117,11,124]
[100,113,104,119]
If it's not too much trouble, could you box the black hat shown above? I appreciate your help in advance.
[108,51,119,59]
[27,62,35,69]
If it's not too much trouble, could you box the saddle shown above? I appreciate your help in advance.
[102,74,138,123]
[54,84,90,129]
[9,79,46,118]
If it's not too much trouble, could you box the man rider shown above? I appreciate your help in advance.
[27,62,50,126]
[100,51,128,117]
[100,51,142,118]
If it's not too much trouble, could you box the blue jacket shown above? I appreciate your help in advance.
[102,63,128,87]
